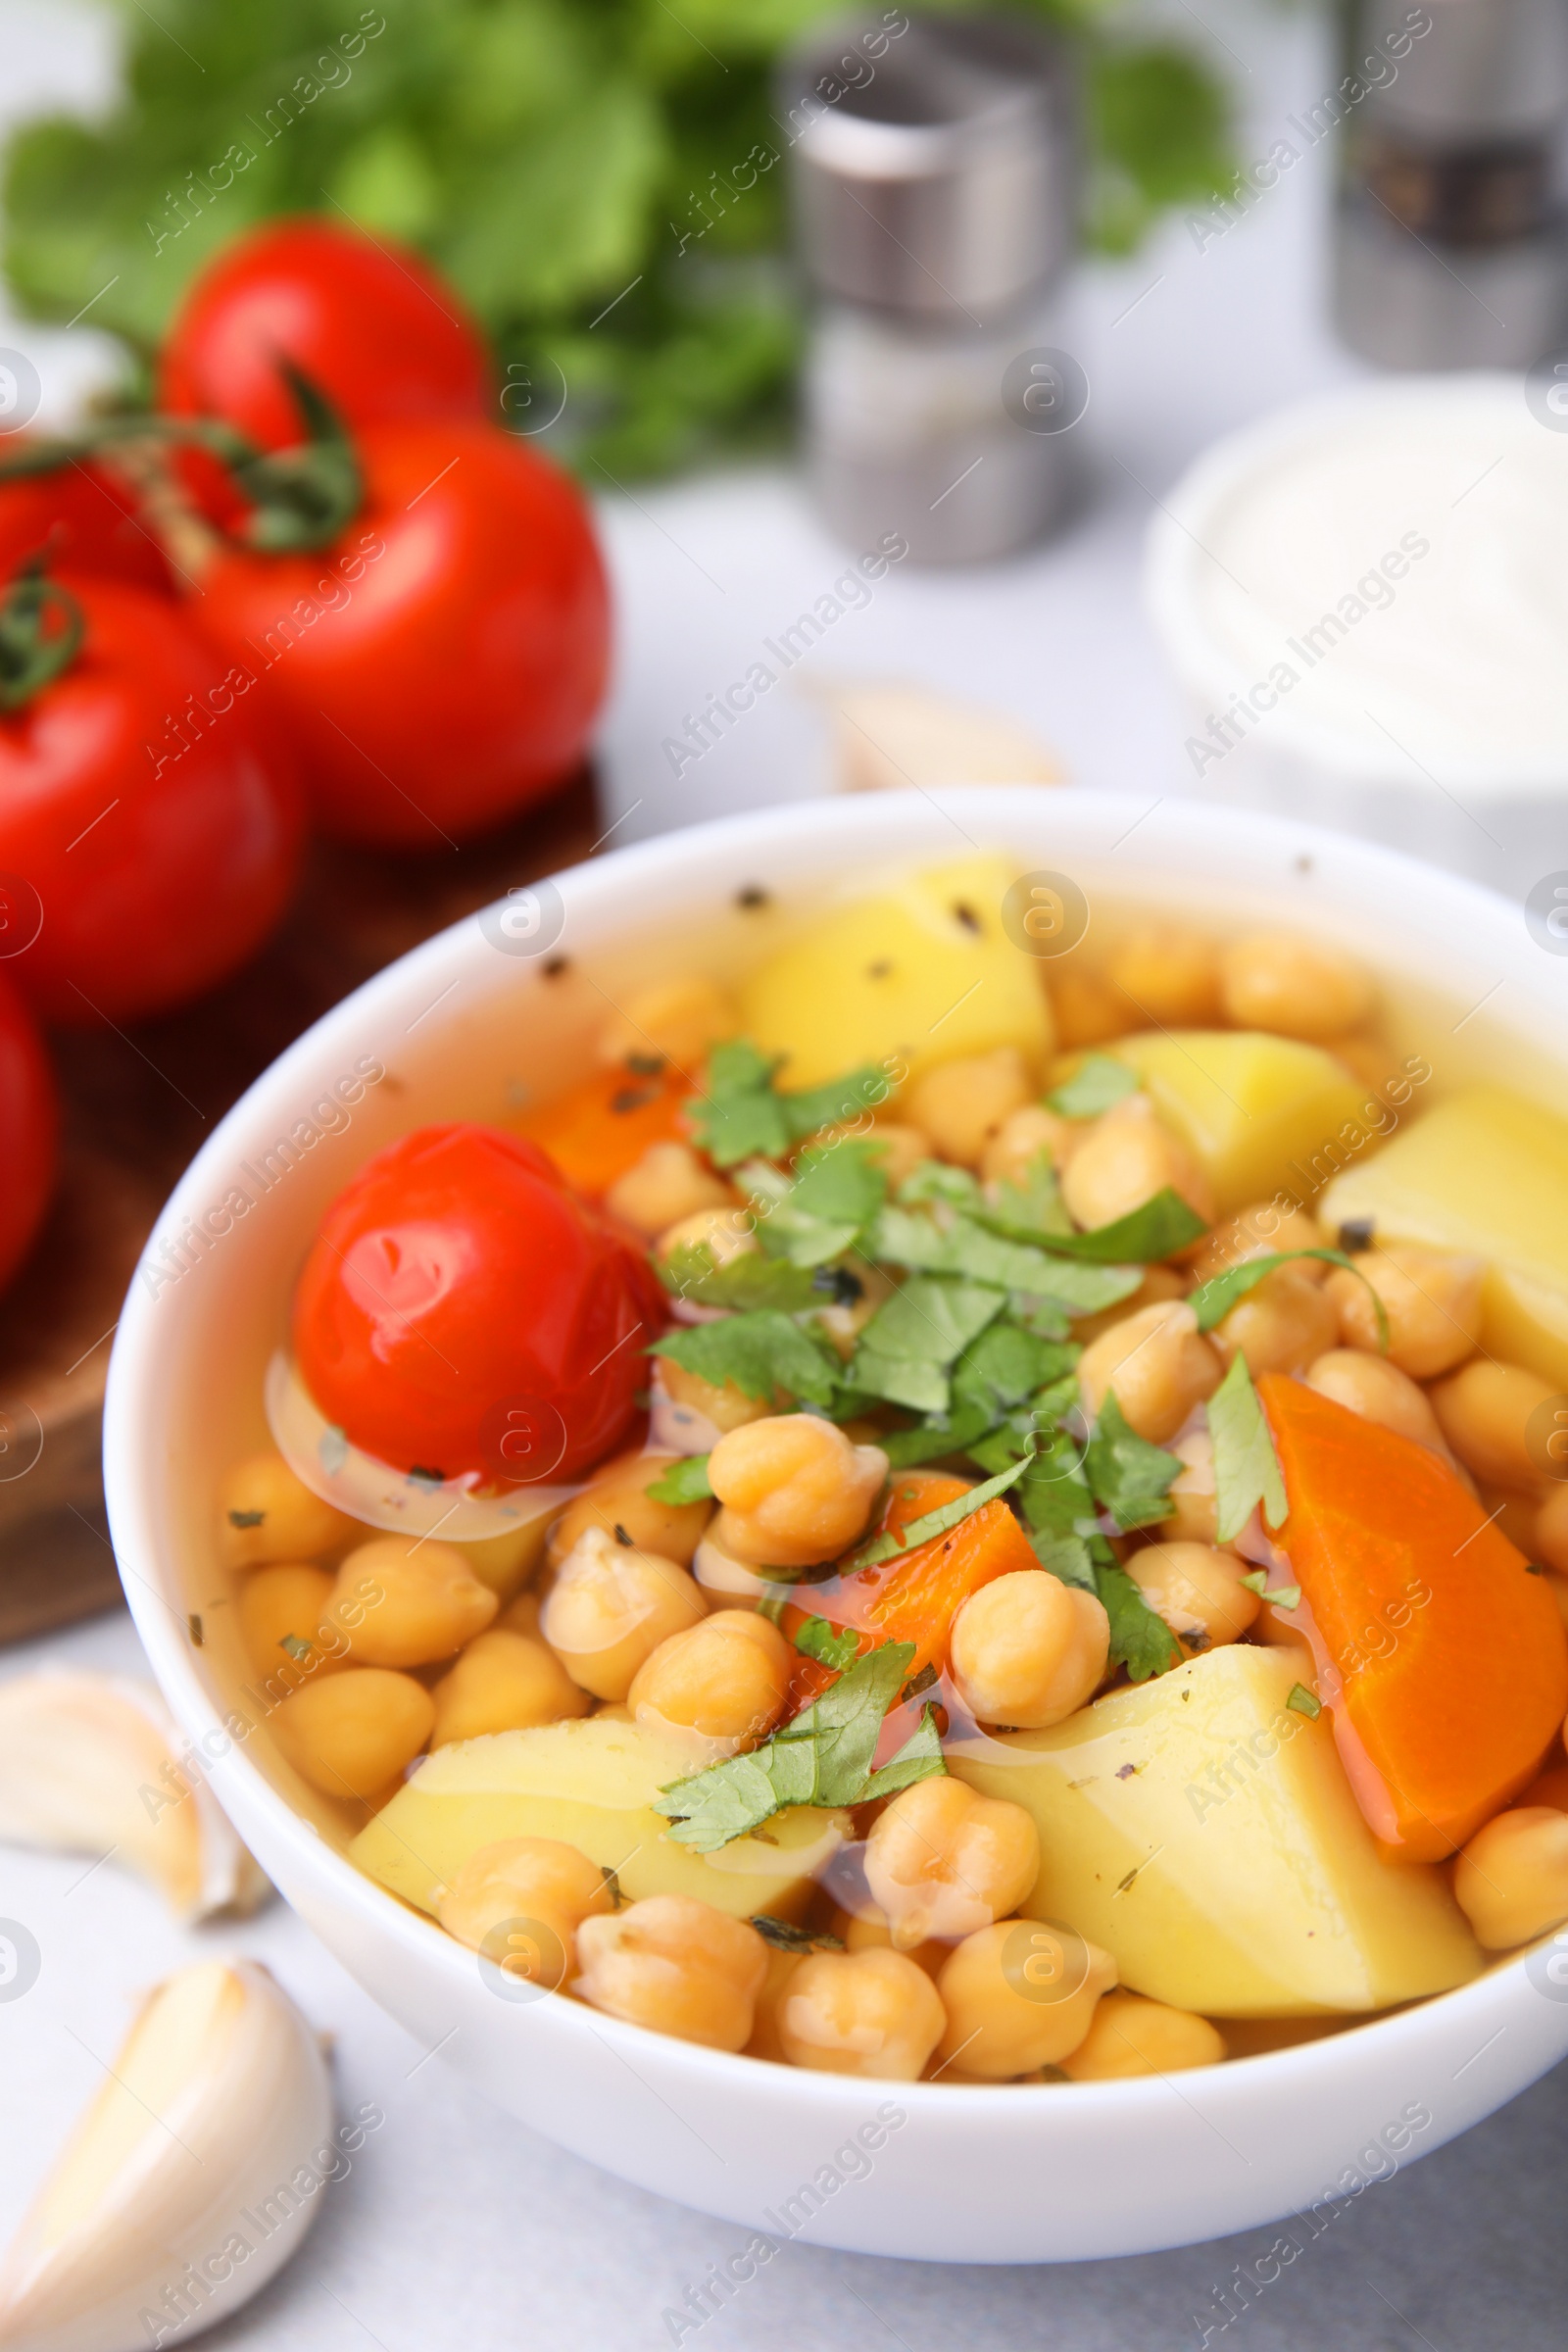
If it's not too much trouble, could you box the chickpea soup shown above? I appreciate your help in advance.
[214,858,1568,2083]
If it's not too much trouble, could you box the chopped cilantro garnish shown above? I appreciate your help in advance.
[1015,1188,1209,1264]
[658,1240,818,1313]
[750,1916,844,1953]
[794,1617,861,1673]
[847,1276,1006,1413]
[650,1312,840,1406]
[1188,1249,1389,1348]
[1047,1054,1140,1119]
[1209,1352,1289,1542]
[1026,1527,1099,1591]
[1238,1569,1300,1609]
[1084,1393,1181,1532]
[898,1161,981,1209]
[656,1640,945,1849]
[981,1150,1073,1243]
[645,1455,714,1505]
[847,1451,1033,1570]
[745,1141,887,1269]
[687,1040,890,1168]
[1095,1557,1184,1681]
[871,1202,1144,1316]
[1286,1682,1322,1719]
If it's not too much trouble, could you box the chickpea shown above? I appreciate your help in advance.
[596,974,737,1071]
[237,1564,348,1689]
[778,1947,946,2080]
[980,1104,1082,1191]
[1190,1200,1327,1285]
[604,1142,733,1240]
[274,1668,433,1799]
[457,1510,555,1601]
[547,1448,713,1570]
[219,1452,359,1569]
[1335,1035,1405,1092]
[709,1414,887,1569]
[1454,1807,1568,1949]
[627,1609,791,1753]
[656,1202,757,1273]
[659,1354,771,1436]
[1050,966,1137,1050]
[430,1629,591,1745]
[863,1778,1040,1948]
[1060,1093,1214,1232]
[1211,1265,1339,1379]
[1533,1487,1568,1576]
[836,1908,947,1980]
[1165,1428,1217,1545]
[1325,1245,1485,1379]
[541,1526,708,1700]
[1106,925,1223,1027]
[935,1921,1117,2078]
[691,1527,769,1603]
[1305,1348,1449,1456]
[499,1589,541,1639]
[748,1946,808,2062]
[574,1894,768,2051]
[949,1571,1108,1729]
[1431,1361,1559,1491]
[1077,1299,1222,1446]
[1124,1541,1260,1650]
[850,1122,933,1192]
[1070,1264,1186,1349]
[436,1836,613,1983]
[330,1537,497,1669]
[905,1047,1034,1169]
[1219,932,1374,1040]
[1059,1990,1227,2080]
[1254,1595,1312,1653]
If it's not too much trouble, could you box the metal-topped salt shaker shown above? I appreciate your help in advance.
[781,10,1082,564]
[1335,0,1568,368]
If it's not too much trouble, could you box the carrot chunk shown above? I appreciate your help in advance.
[782,1469,1039,1710]
[515,1062,693,1198]
[1259,1372,1568,1859]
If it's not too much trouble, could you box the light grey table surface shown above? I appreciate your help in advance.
[2,3,1563,2346]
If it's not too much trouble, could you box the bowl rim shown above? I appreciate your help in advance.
[1141,370,1568,797]
[101,786,1568,2142]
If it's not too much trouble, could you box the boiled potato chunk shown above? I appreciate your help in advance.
[1113,1031,1373,1215]
[951,1644,1481,2015]
[349,1715,847,1923]
[739,854,1051,1088]
[1321,1087,1568,1389]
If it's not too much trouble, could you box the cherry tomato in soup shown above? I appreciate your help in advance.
[190,421,609,845]
[158,219,491,455]
[0,572,303,1023]
[293,1123,664,1486]
[0,450,172,595]
[0,966,57,1293]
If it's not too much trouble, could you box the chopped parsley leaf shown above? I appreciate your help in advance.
[658,1240,818,1313]
[1096,1558,1183,1681]
[1047,1054,1140,1119]
[1238,1569,1300,1609]
[1286,1682,1322,1720]
[847,1451,1033,1569]
[688,1040,893,1168]
[750,1916,844,1953]
[744,1140,887,1269]
[1209,1352,1288,1542]
[1085,1393,1181,1532]
[1189,1248,1389,1347]
[847,1276,1006,1413]
[793,1616,861,1673]
[645,1455,714,1505]
[650,1312,840,1406]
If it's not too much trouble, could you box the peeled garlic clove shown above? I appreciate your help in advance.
[0,1674,268,1923]
[808,680,1065,792]
[0,1959,334,2352]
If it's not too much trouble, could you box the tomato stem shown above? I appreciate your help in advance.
[0,559,84,711]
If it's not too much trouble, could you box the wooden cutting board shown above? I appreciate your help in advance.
[0,767,603,1645]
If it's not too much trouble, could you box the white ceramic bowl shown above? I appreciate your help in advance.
[1143,377,1568,905]
[104,790,1568,2264]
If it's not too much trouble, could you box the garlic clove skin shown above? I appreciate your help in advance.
[0,1960,334,2352]
[0,1675,269,1924]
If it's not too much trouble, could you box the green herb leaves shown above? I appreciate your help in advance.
[1188,1248,1390,1347]
[1047,1054,1139,1119]
[689,1042,888,1168]
[1209,1353,1288,1542]
[1095,1558,1184,1682]
[1286,1682,1322,1720]
[846,1452,1033,1570]
[1084,1394,1181,1533]
[793,1617,860,1673]
[645,1455,713,1505]
[847,1277,1004,1414]
[651,1313,839,1406]
[745,1141,887,1268]
[656,1640,945,1850]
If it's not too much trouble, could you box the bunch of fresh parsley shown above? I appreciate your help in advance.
[0,0,1233,478]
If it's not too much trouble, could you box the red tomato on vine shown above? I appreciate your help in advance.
[0,965,56,1294]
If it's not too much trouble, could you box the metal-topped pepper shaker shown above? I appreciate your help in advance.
[1335,0,1568,368]
[780,9,1083,564]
